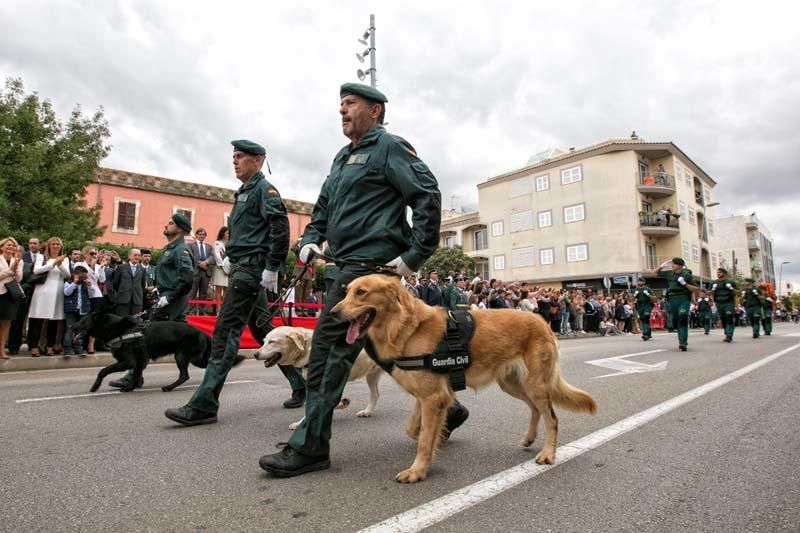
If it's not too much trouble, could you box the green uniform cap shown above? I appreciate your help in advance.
[171,212,192,233]
[744,277,755,283]
[231,139,266,156]
[672,257,685,266]
[717,267,728,274]
[340,82,388,103]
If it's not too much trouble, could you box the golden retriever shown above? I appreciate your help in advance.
[254,326,382,428]
[332,274,597,483]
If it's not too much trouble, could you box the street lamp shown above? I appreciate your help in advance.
[706,202,720,208]
[354,14,377,87]
[778,260,790,298]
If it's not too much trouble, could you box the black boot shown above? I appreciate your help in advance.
[164,405,217,426]
[283,388,306,409]
[259,445,330,477]
[441,400,470,442]
[109,375,144,390]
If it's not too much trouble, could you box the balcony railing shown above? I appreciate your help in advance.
[748,239,761,250]
[638,173,676,197]
[640,213,680,228]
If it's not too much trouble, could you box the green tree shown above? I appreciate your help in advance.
[0,78,111,244]
[422,245,476,278]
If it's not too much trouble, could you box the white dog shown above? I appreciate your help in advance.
[254,326,382,429]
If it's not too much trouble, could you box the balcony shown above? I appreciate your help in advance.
[745,215,759,229]
[748,239,761,250]
[638,173,676,197]
[640,213,680,237]
[751,261,763,272]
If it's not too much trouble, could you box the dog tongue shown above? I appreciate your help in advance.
[346,320,360,345]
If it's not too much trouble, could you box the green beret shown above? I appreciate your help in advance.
[171,213,192,233]
[140,248,152,255]
[744,277,755,283]
[717,267,728,274]
[340,82,388,103]
[231,139,266,156]
[672,257,685,266]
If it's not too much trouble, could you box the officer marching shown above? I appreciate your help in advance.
[761,285,776,336]
[633,277,656,341]
[742,278,765,339]
[710,268,738,343]
[695,290,712,335]
[650,257,694,351]
[165,140,303,425]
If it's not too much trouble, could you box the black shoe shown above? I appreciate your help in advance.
[753,333,759,339]
[109,376,144,389]
[723,336,732,343]
[678,345,687,352]
[283,389,306,409]
[164,405,217,426]
[259,445,330,477]
[765,332,771,336]
[704,331,710,335]
[441,400,470,442]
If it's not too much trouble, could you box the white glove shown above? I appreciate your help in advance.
[678,276,686,286]
[386,256,414,277]
[299,243,322,264]
[712,283,718,290]
[660,259,672,269]
[261,269,279,292]
[221,257,231,275]
[725,283,732,290]
[752,289,758,295]
[155,296,169,309]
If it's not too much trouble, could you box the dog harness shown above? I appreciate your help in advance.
[106,327,146,350]
[365,310,475,391]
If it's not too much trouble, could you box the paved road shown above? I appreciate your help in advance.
[2,324,799,532]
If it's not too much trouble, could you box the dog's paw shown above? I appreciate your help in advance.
[356,409,372,418]
[395,468,426,483]
[335,398,351,410]
[89,385,99,393]
[161,386,172,392]
[288,421,301,430]
[519,434,537,448]
[534,449,556,465]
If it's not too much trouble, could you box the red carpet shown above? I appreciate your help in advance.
[186,315,318,349]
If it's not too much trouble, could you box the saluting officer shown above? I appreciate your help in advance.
[710,267,737,343]
[650,257,694,351]
[259,82,467,478]
[696,290,712,335]
[742,278,765,339]
[165,140,302,425]
[633,277,656,341]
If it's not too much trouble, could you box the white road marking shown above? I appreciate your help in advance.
[586,349,669,378]
[14,380,260,404]
[359,342,800,533]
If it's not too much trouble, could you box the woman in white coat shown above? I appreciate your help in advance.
[75,245,106,353]
[212,226,229,308]
[28,236,70,356]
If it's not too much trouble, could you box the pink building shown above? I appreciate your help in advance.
[86,167,313,248]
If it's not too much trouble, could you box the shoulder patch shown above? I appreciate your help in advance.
[182,250,190,255]
[267,188,279,196]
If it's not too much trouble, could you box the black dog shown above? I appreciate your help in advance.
[74,309,244,393]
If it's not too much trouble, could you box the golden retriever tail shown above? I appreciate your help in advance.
[551,375,597,415]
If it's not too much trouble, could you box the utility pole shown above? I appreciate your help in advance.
[356,14,377,87]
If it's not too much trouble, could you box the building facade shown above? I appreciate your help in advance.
[85,168,313,248]
[474,138,719,291]
[439,209,490,279]
[714,213,775,284]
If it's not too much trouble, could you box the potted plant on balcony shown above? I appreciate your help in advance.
[638,210,650,225]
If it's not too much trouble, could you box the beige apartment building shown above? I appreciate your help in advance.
[469,137,719,291]
[714,213,775,284]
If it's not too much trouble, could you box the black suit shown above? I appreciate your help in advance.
[189,240,211,314]
[111,262,146,317]
[9,251,42,352]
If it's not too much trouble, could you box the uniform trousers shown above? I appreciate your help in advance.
[745,306,763,337]
[717,301,736,338]
[667,295,691,346]
[639,306,653,338]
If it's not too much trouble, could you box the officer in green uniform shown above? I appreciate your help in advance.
[165,139,301,425]
[633,277,655,340]
[710,267,737,343]
[109,213,195,390]
[761,288,775,336]
[259,82,465,478]
[742,278,765,339]
[696,290,712,335]
[650,257,694,351]
[446,276,469,311]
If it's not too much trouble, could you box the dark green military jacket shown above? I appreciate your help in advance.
[743,286,764,308]
[711,278,737,303]
[226,171,290,272]
[658,268,693,298]
[446,286,469,312]
[696,297,711,313]
[155,238,194,301]
[633,285,655,310]
[301,125,441,270]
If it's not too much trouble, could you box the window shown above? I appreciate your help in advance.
[708,221,714,237]
[540,248,554,265]
[224,212,230,227]
[711,254,717,269]
[510,210,533,232]
[535,174,550,192]
[646,243,657,270]
[509,177,531,198]
[692,245,700,262]
[491,221,504,237]
[112,198,140,234]
[538,210,552,228]
[563,203,585,223]
[493,255,506,271]
[679,201,687,219]
[561,166,582,185]
[688,207,696,225]
[511,246,535,268]
[473,228,488,250]
[683,240,690,257]
[173,206,195,228]
[566,244,588,262]
[704,188,711,203]
[638,161,650,180]
[642,201,653,213]
[443,235,455,248]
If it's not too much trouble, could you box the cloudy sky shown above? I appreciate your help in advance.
[2,1,799,281]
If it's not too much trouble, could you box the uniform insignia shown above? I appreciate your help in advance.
[407,148,417,157]
[183,250,190,255]
[267,188,279,196]
[237,193,249,202]
[164,251,171,257]
[346,153,370,165]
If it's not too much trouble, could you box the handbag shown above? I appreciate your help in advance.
[5,280,25,303]
[29,271,48,285]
